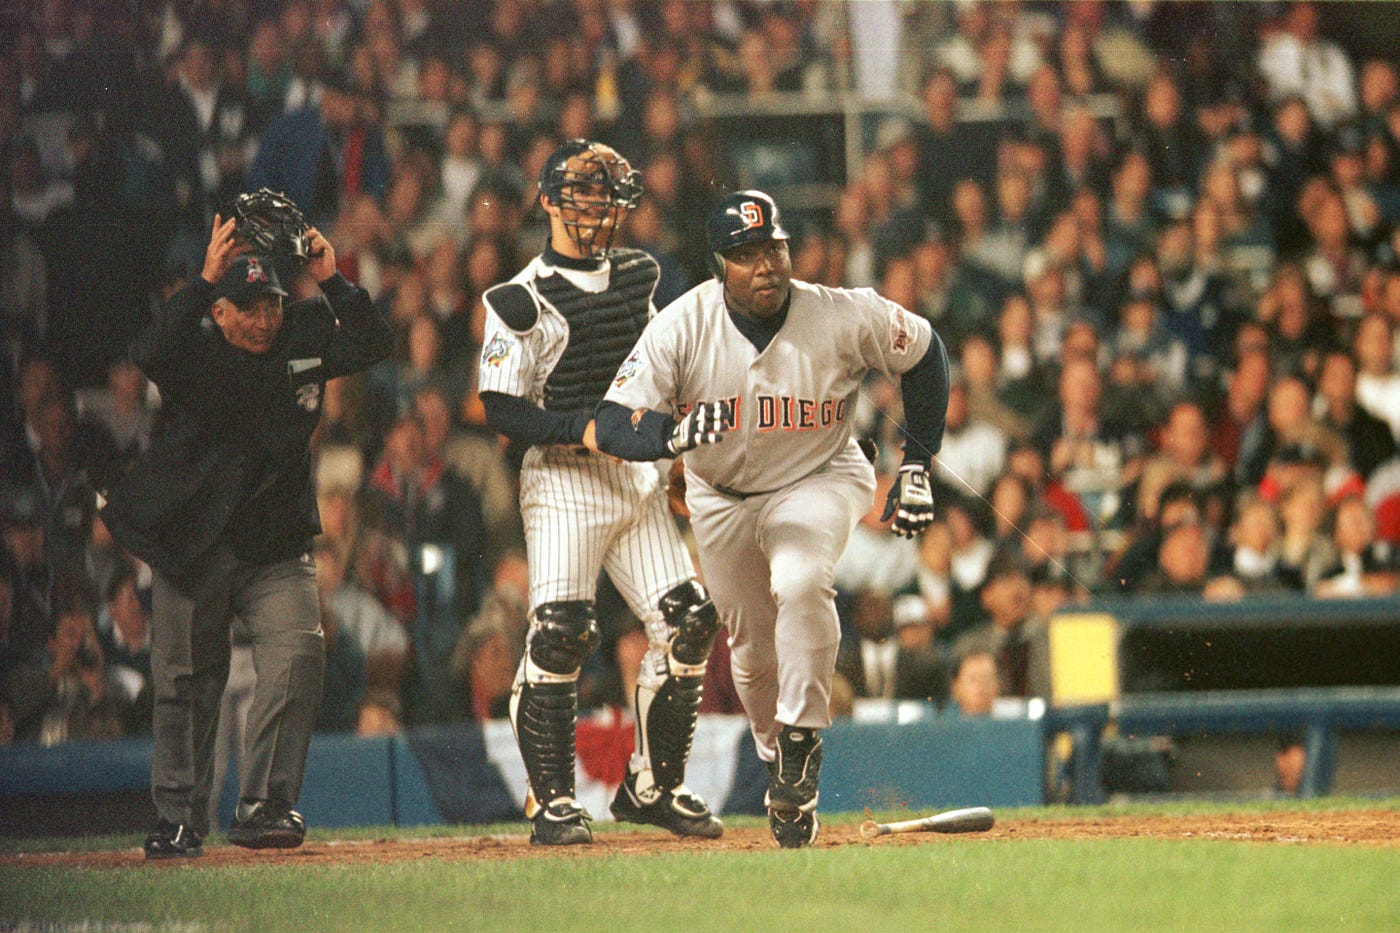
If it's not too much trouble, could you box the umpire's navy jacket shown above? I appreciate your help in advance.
[101,273,393,586]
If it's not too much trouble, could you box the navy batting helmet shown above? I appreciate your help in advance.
[706,190,789,279]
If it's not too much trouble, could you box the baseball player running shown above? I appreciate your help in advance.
[596,190,950,848]
[478,140,724,846]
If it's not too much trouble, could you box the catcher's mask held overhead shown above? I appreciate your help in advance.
[234,188,313,265]
[706,190,789,281]
[539,139,642,260]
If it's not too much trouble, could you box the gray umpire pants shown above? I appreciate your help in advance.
[150,546,323,834]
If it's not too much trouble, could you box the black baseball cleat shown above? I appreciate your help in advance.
[768,807,820,849]
[228,800,306,849]
[767,726,822,812]
[530,798,594,846]
[610,773,724,839]
[144,819,203,860]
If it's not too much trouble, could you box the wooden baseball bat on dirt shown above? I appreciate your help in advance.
[859,806,995,838]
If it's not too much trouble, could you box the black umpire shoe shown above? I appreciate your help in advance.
[610,772,724,839]
[530,798,593,846]
[228,800,307,850]
[144,819,203,860]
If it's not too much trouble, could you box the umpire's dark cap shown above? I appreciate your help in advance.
[216,255,288,305]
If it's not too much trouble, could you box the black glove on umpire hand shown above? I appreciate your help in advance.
[666,401,729,456]
[881,464,935,538]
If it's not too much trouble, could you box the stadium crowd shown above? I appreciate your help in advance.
[4,0,1400,750]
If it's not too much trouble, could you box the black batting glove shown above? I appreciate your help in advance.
[666,401,729,456]
[881,464,935,538]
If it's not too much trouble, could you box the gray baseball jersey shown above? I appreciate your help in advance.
[478,252,693,623]
[604,278,933,753]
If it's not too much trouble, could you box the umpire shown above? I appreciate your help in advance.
[101,213,393,858]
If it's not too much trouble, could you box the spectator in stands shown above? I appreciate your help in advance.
[1213,349,1274,482]
[964,167,1035,288]
[22,577,126,745]
[910,232,994,354]
[1277,475,1338,591]
[1210,493,1297,594]
[1301,187,1369,323]
[96,560,152,736]
[953,551,1036,699]
[85,358,153,469]
[987,471,1033,549]
[314,576,366,734]
[946,646,999,717]
[1131,399,1232,527]
[934,374,1008,497]
[992,293,1051,417]
[835,588,945,704]
[1251,375,1351,498]
[1256,1,1357,130]
[1265,96,1328,256]
[1132,68,1204,221]
[1353,311,1400,439]
[1102,153,1159,283]
[914,67,987,226]
[1316,347,1397,479]
[249,72,390,227]
[1158,217,1247,385]
[955,332,1028,445]
[452,550,530,721]
[1313,494,1400,598]
[892,518,964,649]
[1137,516,1214,597]
[1031,354,1147,529]
[363,411,488,725]
[314,537,405,731]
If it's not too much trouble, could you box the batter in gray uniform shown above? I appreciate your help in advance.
[596,190,949,848]
[478,140,723,846]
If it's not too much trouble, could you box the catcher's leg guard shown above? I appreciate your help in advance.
[636,581,719,792]
[509,601,599,827]
[611,581,723,838]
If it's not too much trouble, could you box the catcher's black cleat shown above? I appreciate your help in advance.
[228,800,306,850]
[530,798,594,846]
[610,773,724,839]
[144,819,203,860]
[768,808,820,849]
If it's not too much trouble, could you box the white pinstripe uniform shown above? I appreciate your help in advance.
[478,254,695,621]
[603,278,933,757]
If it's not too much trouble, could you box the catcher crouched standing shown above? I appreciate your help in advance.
[478,139,724,845]
[100,194,394,858]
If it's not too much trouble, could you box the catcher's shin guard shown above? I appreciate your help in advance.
[632,582,719,792]
[509,601,599,811]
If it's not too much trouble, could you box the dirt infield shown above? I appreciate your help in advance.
[3,810,1397,869]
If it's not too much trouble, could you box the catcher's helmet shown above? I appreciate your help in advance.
[706,190,789,280]
[539,139,642,260]
[233,188,312,264]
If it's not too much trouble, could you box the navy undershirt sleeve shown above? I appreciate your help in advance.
[897,329,951,468]
[595,400,675,462]
[481,391,591,447]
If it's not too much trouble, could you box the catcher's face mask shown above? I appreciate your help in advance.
[540,141,642,261]
[233,188,313,265]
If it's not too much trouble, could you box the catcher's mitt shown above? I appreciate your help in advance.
[233,188,313,264]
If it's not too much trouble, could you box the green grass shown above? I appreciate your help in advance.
[3,801,1398,933]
